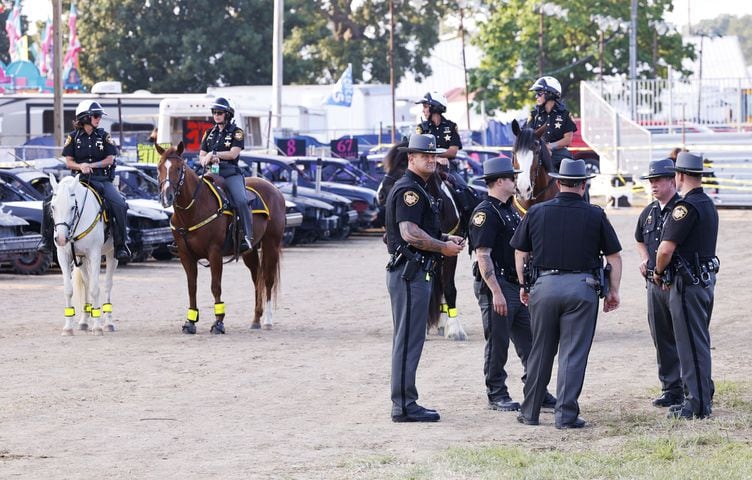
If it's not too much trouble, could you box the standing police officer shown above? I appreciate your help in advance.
[635,159,683,408]
[511,159,622,429]
[468,156,556,412]
[653,152,719,420]
[528,76,577,172]
[199,97,253,249]
[38,100,131,261]
[385,134,465,422]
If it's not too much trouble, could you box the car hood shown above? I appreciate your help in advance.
[277,182,351,206]
[126,199,170,221]
[281,192,334,211]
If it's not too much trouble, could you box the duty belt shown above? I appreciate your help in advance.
[538,268,596,277]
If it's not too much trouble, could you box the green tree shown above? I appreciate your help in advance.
[696,14,752,66]
[468,0,695,115]
[78,0,273,93]
[283,0,458,85]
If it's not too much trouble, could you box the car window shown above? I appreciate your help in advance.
[0,183,25,202]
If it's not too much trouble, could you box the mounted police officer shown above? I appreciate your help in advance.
[385,134,465,422]
[469,156,556,413]
[653,152,719,420]
[199,97,253,250]
[38,100,131,261]
[528,76,577,172]
[511,159,622,429]
[635,159,683,408]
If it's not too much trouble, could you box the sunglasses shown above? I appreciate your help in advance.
[535,91,546,98]
[211,110,226,115]
[91,113,102,119]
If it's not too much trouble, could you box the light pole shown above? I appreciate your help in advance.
[650,20,669,79]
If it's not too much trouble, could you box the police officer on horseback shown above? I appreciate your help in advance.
[469,156,557,413]
[653,152,720,420]
[528,76,577,172]
[199,97,253,250]
[385,134,465,423]
[38,100,131,261]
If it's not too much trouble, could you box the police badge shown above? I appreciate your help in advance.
[672,205,689,221]
[403,191,419,206]
[233,130,244,141]
[472,211,486,227]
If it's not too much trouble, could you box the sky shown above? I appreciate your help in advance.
[19,0,752,30]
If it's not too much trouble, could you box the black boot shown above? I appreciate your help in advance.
[37,197,54,254]
[111,210,131,262]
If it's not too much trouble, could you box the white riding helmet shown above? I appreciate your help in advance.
[529,76,562,98]
[75,100,107,121]
[416,91,448,114]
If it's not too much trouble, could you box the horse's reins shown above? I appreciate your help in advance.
[515,143,557,210]
[54,178,103,267]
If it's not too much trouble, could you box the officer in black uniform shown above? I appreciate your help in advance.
[38,100,131,261]
[635,158,683,408]
[511,159,622,429]
[653,152,719,420]
[468,156,557,412]
[416,91,462,161]
[528,76,577,172]
[199,97,253,249]
[385,134,465,422]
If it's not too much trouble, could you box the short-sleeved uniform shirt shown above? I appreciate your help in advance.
[634,192,680,269]
[416,116,462,151]
[510,192,621,270]
[468,196,521,274]
[385,170,441,255]
[529,103,577,144]
[661,187,718,260]
[62,128,118,179]
[200,122,245,176]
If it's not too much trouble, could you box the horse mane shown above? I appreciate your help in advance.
[514,122,554,173]
[383,139,409,174]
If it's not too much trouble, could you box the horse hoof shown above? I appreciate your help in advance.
[437,327,445,336]
[210,321,225,335]
[92,328,104,336]
[61,329,74,336]
[449,332,467,341]
[250,323,261,330]
[105,324,116,332]
[262,324,272,330]
[78,323,89,331]
[182,321,197,335]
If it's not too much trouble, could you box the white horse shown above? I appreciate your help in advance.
[50,174,118,335]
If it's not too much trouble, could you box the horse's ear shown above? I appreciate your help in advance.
[512,119,521,137]
[49,173,58,192]
[154,143,165,155]
[177,141,184,156]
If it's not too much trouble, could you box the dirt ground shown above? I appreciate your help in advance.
[0,205,750,479]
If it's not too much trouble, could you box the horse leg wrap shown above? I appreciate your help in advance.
[187,308,199,322]
[84,303,92,314]
[448,307,458,318]
[64,307,75,317]
[91,308,102,318]
[102,303,113,313]
[214,302,225,316]
[440,304,449,313]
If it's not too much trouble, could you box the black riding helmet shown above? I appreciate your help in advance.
[415,91,447,115]
[210,97,235,122]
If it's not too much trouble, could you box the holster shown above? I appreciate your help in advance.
[401,253,423,281]
[597,264,611,299]
[523,262,537,293]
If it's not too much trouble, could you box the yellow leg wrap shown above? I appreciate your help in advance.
[84,303,92,313]
[448,307,458,318]
[214,302,226,315]
[187,308,199,322]
[103,303,113,313]
[91,308,102,318]
[440,304,449,313]
[64,307,75,317]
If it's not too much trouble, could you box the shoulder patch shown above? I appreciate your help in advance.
[472,211,486,227]
[233,129,244,141]
[403,190,419,207]
[672,205,689,221]
[105,134,113,144]
[64,135,72,147]
[416,125,423,134]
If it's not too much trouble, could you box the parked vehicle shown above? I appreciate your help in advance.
[0,207,46,274]
[291,156,380,190]
[0,178,51,274]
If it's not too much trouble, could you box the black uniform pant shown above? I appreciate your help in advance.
[222,173,254,242]
[387,267,433,416]
[521,273,599,425]
[669,273,716,416]
[646,281,682,396]
[474,276,532,402]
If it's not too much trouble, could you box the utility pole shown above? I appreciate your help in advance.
[389,0,396,144]
[53,0,63,146]
[460,7,471,131]
[272,0,283,130]
[629,0,637,120]
[538,9,544,76]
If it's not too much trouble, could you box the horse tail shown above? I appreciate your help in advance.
[428,268,443,329]
[72,265,86,315]
[259,243,282,307]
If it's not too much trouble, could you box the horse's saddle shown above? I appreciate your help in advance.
[204,174,269,217]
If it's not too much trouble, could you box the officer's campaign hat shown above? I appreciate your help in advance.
[640,158,676,179]
[479,156,522,181]
[674,152,713,175]
[549,159,596,180]
[398,134,447,154]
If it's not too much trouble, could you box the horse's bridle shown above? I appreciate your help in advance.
[522,140,556,202]
[161,155,202,210]
[54,191,83,243]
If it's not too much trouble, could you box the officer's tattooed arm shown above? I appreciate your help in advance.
[477,247,506,315]
[399,221,463,257]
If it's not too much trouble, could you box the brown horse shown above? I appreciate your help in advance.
[378,139,467,341]
[511,119,558,213]
[155,142,286,334]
